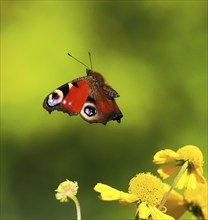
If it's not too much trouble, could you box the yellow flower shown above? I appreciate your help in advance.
[94,173,174,220]
[55,179,78,202]
[184,182,208,220]
[153,145,206,189]
[165,182,208,220]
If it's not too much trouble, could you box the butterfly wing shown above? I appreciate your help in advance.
[43,70,123,125]
[79,89,123,125]
[43,77,92,116]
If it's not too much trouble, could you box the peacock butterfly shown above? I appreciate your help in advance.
[43,54,123,125]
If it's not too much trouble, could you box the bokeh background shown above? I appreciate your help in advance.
[1,1,207,219]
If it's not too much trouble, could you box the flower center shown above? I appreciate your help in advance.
[177,145,204,168]
[128,173,164,207]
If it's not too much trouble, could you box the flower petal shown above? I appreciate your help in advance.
[138,202,151,219]
[175,169,189,189]
[119,191,138,204]
[176,169,206,190]
[94,183,121,201]
[184,182,208,219]
[94,183,138,203]
[194,168,206,185]
[157,164,178,179]
[153,149,178,164]
[164,184,186,219]
[148,205,175,220]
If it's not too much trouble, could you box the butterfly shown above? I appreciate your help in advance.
[43,54,123,125]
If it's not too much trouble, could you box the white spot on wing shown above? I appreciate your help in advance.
[69,83,73,89]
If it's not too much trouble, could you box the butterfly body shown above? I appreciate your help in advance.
[43,69,123,125]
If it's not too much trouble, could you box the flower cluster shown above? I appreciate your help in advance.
[55,145,207,220]
[94,145,207,220]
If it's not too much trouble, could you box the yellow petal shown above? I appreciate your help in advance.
[138,202,151,219]
[188,170,206,189]
[175,169,189,189]
[194,168,206,184]
[148,205,175,220]
[153,149,178,164]
[94,183,138,203]
[157,164,178,179]
[119,191,138,204]
[175,169,206,190]
[184,182,208,219]
[94,183,121,201]
[164,184,186,219]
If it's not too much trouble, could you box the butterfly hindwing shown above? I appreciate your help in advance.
[80,89,122,124]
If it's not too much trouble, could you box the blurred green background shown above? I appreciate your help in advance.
[1,1,207,219]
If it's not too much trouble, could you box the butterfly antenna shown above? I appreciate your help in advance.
[88,52,93,70]
[67,53,89,69]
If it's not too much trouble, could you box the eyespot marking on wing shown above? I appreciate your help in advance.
[47,89,64,107]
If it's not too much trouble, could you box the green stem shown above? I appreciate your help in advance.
[158,160,189,210]
[70,195,81,220]
[134,211,138,220]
